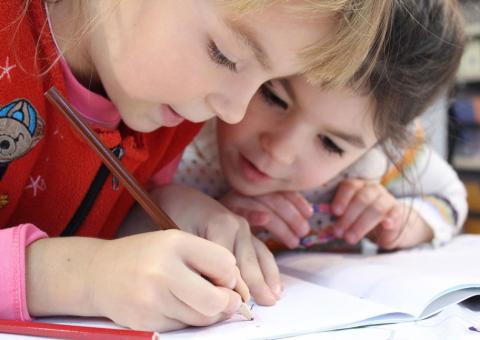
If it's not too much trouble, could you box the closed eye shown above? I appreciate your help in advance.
[208,40,237,73]
[318,135,344,156]
[259,83,288,110]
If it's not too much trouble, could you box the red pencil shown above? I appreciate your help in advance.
[0,319,159,340]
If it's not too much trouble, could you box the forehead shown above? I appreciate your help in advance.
[289,76,377,141]
[219,2,339,75]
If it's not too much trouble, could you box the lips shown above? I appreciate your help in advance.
[160,104,185,127]
[238,154,272,183]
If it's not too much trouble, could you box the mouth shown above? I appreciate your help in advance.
[160,105,185,127]
[238,153,272,183]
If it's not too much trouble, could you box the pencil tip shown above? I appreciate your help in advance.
[239,302,253,321]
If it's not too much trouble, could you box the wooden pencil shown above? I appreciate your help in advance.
[0,319,158,340]
[44,86,252,321]
[45,87,177,230]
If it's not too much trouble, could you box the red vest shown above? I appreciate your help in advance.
[0,0,202,238]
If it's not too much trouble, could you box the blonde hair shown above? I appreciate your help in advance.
[19,0,393,88]
[226,0,394,87]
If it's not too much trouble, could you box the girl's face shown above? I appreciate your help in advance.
[85,1,336,132]
[217,76,378,196]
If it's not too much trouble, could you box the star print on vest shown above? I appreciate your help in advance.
[0,99,45,180]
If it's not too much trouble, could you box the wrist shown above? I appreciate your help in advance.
[26,237,106,317]
[398,209,434,248]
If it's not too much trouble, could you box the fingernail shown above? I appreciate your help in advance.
[288,238,299,249]
[300,222,310,237]
[333,205,343,215]
[273,284,282,299]
[227,277,237,290]
[345,231,357,244]
[334,226,344,237]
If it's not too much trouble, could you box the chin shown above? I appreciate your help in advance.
[123,118,159,133]
[230,179,271,197]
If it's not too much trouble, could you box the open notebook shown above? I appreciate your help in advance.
[17,235,479,340]
[160,234,480,339]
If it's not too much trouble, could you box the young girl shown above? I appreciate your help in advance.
[0,0,393,332]
[173,0,467,252]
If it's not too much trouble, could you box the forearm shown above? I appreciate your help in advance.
[385,144,467,244]
[26,236,106,317]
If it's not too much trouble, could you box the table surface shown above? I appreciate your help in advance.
[1,302,479,340]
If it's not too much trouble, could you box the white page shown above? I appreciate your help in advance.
[161,275,398,340]
[22,275,404,340]
[277,235,480,316]
[5,236,479,340]
[7,275,399,340]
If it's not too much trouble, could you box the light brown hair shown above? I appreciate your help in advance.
[227,0,394,87]
[356,0,466,155]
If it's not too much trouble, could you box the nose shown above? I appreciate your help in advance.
[260,124,302,165]
[205,80,260,124]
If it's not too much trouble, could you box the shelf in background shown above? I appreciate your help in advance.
[457,1,480,83]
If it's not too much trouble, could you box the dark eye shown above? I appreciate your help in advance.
[208,41,237,73]
[259,83,288,110]
[319,135,344,156]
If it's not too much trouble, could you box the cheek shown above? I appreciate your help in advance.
[294,157,354,189]
[113,42,208,102]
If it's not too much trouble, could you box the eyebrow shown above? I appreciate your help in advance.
[223,19,272,71]
[325,128,367,148]
[277,79,366,149]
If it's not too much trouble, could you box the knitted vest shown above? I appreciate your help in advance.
[0,0,202,238]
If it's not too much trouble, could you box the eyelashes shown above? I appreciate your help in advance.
[259,84,344,157]
[208,40,237,73]
[319,135,344,156]
[259,83,288,110]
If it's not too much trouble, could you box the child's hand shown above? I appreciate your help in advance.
[370,204,434,250]
[92,230,247,331]
[331,178,433,249]
[331,178,401,246]
[26,232,245,332]
[221,190,313,249]
[151,184,281,306]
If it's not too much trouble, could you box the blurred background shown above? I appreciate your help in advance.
[446,0,480,234]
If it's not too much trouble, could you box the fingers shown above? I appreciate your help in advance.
[221,190,310,249]
[264,212,300,249]
[167,274,240,326]
[104,230,244,332]
[334,181,378,238]
[332,180,403,246]
[376,205,409,249]
[203,213,240,254]
[234,222,277,306]
[233,207,271,226]
[282,191,313,219]
[257,193,310,238]
[181,231,239,290]
[233,265,251,303]
[252,236,283,299]
[221,191,271,226]
[331,179,365,216]
[343,195,395,244]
